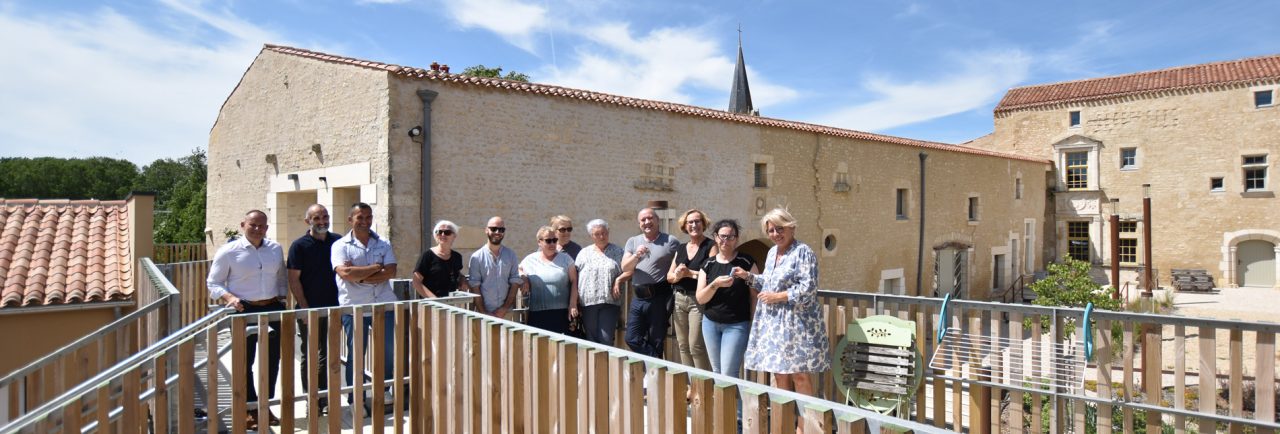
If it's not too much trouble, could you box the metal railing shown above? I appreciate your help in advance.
[0,258,180,423]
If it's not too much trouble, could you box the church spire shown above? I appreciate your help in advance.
[728,27,754,115]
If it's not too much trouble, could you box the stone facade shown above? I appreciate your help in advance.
[978,82,1280,288]
[207,47,1049,299]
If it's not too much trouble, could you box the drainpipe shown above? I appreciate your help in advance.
[418,89,439,254]
[915,152,928,296]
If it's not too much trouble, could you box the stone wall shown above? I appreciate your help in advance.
[979,83,1280,286]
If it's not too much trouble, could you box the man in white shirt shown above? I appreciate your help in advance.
[206,210,287,429]
[331,202,398,412]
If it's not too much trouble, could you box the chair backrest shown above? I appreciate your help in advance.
[835,315,922,413]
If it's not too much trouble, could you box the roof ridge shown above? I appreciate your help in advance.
[1008,53,1280,91]
[261,44,1050,164]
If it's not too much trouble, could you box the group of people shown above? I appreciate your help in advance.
[207,202,831,430]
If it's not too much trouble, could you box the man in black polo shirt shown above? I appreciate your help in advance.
[286,204,341,414]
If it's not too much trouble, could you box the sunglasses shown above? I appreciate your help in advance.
[435,230,454,236]
[541,238,559,244]
[716,233,737,241]
[766,226,790,235]
[487,227,506,233]
[557,227,573,233]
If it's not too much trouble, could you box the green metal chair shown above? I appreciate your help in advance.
[833,315,924,415]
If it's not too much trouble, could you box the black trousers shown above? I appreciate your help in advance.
[296,316,330,396]
[242,301,284,405]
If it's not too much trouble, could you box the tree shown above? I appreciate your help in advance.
[151,150,207,243]
[461,64,530,82]
[0,157,138,199]
[135,157,190,208]
[1027,258,1122,335]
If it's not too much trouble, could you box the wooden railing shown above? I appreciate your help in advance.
[813,291,1279,434]
[0,258,180,423]
[0,296,946,434]
[156,260,212,327]
[152,243,207,264]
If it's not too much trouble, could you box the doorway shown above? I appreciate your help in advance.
[739,239,773,269]
[935,248,968,299]
[1238,240,1277,287]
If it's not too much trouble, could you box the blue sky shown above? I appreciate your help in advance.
[1,0,1277,165]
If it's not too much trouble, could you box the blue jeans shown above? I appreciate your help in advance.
[342,313,396,404]
[581,303,620,346]
[702,319,750,378]
[625,290,671,358]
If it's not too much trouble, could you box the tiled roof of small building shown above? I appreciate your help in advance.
[261,44,1049,164]
[996,54,1280,112]
[0,199,133,308]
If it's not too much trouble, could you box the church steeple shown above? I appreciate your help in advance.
[728,28,754,115]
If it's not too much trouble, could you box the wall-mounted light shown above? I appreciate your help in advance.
[408,126,423,138]
[1142,183,1151,199]
[264,154,277,164]
[311,143,322,154]
[287,174,299,182]
[319,176,328,189]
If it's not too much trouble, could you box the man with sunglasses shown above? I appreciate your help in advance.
[285,204,340,415]
[468,216,523,319]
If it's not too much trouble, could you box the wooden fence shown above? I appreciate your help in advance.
[0,259,180,424]
[157,260,212,327]
[0,297,945,434]
[152,243,207,264]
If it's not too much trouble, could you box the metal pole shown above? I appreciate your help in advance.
[915,152,928,297]
[1142,184,1153,297]
[1109,199,1121,300]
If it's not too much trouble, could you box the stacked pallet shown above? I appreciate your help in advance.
[1170,269,1215,292]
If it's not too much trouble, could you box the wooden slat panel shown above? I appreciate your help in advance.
[207,324,220,434]
[59,396,80,434]
[279,311,295,433]
[558,340,578,434]
[1122,320,1135,434]
[1228,328,1243,434]
[231,317,247,434]
[395,304,408,433]
[914,307,927,424]
[431,308,447,434]
[618,358,644,434]
[587,350,609,434]
[836,413,868,434]
[741,388,768,434]
[1009,311,1025,434]
[688,374,712,434]
[121,368,141,434]
[769,396,797,434]
[153,353,169,433]
[305,310,320,434]
[371,307,387,433]
[576,346,589,434]
[1255,332,1276,434]
[712,382,739,434]
[1173,325,1186,434]
[255,314,269,432]
[1198,326,1216,434]
[327,309,343,434]
[481,319,499,434]
[990,309,1002,434]
[1098,320,1114,434]
[96,386,110,434]
[803,405,834,434]
[1145,321,1163,433]
[968,314,991,434]
[178,340,195,434]
[353,306,366,432]
[531,335,552,434]
[663,370,689,434]
[1029,317,1042,434]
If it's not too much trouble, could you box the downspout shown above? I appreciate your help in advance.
[915,152,928,296]
[418,89,439,254]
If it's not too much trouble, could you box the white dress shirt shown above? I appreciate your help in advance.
[207,236,288,301]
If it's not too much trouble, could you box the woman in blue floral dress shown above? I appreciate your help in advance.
[734,208,830,402]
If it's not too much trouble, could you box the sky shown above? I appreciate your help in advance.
[1,0,1278,166]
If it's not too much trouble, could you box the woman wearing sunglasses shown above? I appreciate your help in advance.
[549,215,582,260]
[412,220,469,298]
[519,226,580,334]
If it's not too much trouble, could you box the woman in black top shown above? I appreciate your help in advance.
[696,219,757,378]
[665,209,715,371]
[412,220,468,298]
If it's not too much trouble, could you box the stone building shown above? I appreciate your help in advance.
[969,54,1280,288]
[206,45,1049,299]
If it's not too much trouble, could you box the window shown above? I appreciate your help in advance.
[1243,155,1268,191]
[1256,90,1274,108]
[753,163,768,188]
[1119,221,1137,233]
[1065,151,1089,190]
[1066,221,1090,261]
[967,197,980,221]
[1120,148,1137,169]
[895,189,908,220]
[1069,110,1081,127]
[1210,177,1225,192]
[1015,177,1023,199]
[1118,238,1138,265]
[634,163,675,191]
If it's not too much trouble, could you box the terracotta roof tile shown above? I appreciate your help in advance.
[260,44,1049,165]
[0,199,133,308]
[996,53,1280,112]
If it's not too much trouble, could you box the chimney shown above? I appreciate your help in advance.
[430,62,440,71]
[441,64,450,74]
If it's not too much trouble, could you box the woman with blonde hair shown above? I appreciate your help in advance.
[733,208,829,430]
[666,208,714,370]
[520,226,580,334]
[549,215,582,260]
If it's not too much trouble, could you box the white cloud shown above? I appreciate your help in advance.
[540,23,798,109]
[811,50,1030,131]
[0,2,277,165]
[356,0,412,4]
[439,0,548,52]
